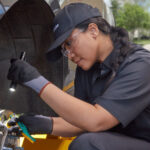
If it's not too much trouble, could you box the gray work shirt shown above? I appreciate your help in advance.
[74,43,150,141]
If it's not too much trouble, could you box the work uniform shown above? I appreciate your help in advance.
[69,43,150,150]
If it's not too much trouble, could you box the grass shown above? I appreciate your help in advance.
[133,39,150,45]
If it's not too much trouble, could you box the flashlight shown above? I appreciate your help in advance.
[9,51,26,92]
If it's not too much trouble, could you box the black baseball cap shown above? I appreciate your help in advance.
[46,2,102,61]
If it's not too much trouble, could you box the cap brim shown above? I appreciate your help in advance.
[46,28,74,61]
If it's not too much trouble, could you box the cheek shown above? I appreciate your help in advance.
[75,43,98,70]
[75,38,97,58]
[82,43,97,62]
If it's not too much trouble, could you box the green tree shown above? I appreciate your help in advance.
[142,12,150,29]
[116,3,150,31]
[111,0,120,23]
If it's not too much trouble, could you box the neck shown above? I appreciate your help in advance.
[97,35,114,62]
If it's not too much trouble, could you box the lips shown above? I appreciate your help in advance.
[75,59,83,65]
[73,58,80,63]
[75,60,80,64]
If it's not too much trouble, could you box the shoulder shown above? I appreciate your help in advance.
[119,45,150,73]
[127,44,150,61]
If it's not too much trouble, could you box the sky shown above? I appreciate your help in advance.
[104,0,111,7]
[104,0,150,12]
[138,0,150,12]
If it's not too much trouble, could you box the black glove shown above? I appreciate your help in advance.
[8,114,53,134]
[7,59,40,83]
[7,59,49,93]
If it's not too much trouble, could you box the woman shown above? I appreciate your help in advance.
[7,3,150,150]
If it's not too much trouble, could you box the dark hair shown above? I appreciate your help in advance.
[76,17,133,71]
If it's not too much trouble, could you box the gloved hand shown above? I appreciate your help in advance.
[7,59,50,93]
[8,114,53,134]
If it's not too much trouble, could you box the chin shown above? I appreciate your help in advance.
[78,59,95,71]
[80,64,92,71]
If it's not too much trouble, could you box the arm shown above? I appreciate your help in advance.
[41,83,119,132]
[7,60,119,133]
[52,117,85,137]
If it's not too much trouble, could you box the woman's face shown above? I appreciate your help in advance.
[61,25,100,71]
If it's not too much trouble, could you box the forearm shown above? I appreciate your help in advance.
[52,117,85,137]
[40,83,102,131]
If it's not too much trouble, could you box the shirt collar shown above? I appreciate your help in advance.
[91,43,121,84]
[102,43,121,70]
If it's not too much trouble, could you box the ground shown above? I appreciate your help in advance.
[143,44,150,51]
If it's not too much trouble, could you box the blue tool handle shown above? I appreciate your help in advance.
[17,121,36,142]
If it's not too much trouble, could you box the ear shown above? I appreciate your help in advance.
[87,23,99,39]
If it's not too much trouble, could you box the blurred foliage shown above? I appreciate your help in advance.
[133,39,150,45]
[111,0,120,23]
[111,1,150,31]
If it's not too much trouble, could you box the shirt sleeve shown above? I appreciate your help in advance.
[95,56,150,127]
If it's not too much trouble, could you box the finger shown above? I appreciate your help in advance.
[18,114,32,122]
[17,115,25,122]
[18,114,35,124]
[7,67,18,81]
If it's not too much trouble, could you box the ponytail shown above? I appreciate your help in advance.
[110,26,133,71]
[110,26,129,46]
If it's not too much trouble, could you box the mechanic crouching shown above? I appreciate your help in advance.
[7,3,150,150]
